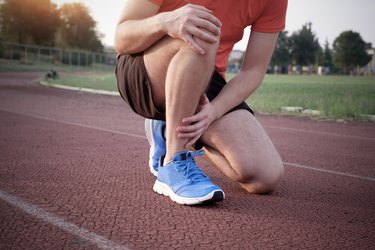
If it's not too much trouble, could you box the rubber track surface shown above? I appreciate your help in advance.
[0,73,374,249]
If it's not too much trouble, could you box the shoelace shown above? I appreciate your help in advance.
[174,150,209,182]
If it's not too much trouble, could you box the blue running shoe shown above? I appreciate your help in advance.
[145,119,166,176]
[153,150,225,205]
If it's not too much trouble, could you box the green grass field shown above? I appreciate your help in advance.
[246,74,375,120]
[49,73,116,90]
[44,72,374,121]
[1,59,374,121]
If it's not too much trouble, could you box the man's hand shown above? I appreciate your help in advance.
[177,94,216,147]
[162,4,221,54]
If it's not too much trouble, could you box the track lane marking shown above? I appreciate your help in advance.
[0,108,146,139]
[1,108,374,183]
[284,162,375,182]
[0,190,129,250]
[264,125,375,141]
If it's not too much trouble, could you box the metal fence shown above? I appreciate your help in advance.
[0,41,116,69]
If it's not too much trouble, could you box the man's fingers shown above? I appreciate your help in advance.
[185,35,205,54]
[177,120,206,133]
[189,26,218,43]
[182,111,206,124]
[178,127,205,139]
[195,9,222,28]
[193,17,221,36]
[187,5,222,28]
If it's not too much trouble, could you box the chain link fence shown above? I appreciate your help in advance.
[0,41,116,70]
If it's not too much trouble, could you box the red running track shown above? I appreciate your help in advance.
[0,72,374,249]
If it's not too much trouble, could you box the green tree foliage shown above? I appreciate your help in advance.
[322,40,333,67]
[55,3,103,52]
[290,22,321,65]
[271,31,291,68]
[332,30,371,71]
[0,0,60,45]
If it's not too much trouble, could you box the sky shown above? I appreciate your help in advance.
[53,0,375,50]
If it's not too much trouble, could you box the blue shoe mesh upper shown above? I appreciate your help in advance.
[157,150,222,198]
[150,119,166,173]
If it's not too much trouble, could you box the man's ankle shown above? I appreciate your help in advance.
[164,150,187,166]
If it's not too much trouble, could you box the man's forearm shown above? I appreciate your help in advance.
[115,13,167,55]
[210,70,264,120]
[210,32,279,120]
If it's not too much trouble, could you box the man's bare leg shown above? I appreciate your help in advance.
[144,36,219,162]
[142,36,225,205]
[201,110,284,194]
[143,36,282,194]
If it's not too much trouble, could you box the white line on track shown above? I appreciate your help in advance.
[0,108,146,139]
[264,125,375,141]
[0,190,129,250]
[284,162,375,182]
[39,81,120,96]
[1,108,374,183]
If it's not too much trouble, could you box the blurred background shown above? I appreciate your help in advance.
[1,0,374,74]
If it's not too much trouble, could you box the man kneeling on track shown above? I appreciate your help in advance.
[115,0,288,205]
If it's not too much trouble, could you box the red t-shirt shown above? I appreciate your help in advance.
[149,0,288,75]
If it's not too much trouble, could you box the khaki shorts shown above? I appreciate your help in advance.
[115,53,253,121]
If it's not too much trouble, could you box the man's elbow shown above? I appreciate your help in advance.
[114,25,132,55]
[115,37,138,55]
[114,42,125,55]
[114,32,126,55]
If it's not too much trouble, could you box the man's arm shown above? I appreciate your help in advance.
[114,0,221,55]
[114,0,162,54]
[177,32,279,146]
[211,31,279,118]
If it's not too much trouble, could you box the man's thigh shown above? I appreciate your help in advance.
[200,110,283,181]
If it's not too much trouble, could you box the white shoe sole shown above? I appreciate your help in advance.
[153,180,225,205]
[145,119,158,176]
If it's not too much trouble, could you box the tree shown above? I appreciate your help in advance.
[332,30,371,73]
[270,31,291,70]
[290,22,321,66]
[55,3,103,52]
[322,40,333,67]
[0,0,60,45]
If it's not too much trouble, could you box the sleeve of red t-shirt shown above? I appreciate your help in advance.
[252,0,288,33]
[149,0,163,5]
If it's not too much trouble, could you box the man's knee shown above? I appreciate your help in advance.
[154,36,218,57]
[176,36,219,65]
[145,36,219,78]
[234,157,284,194]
